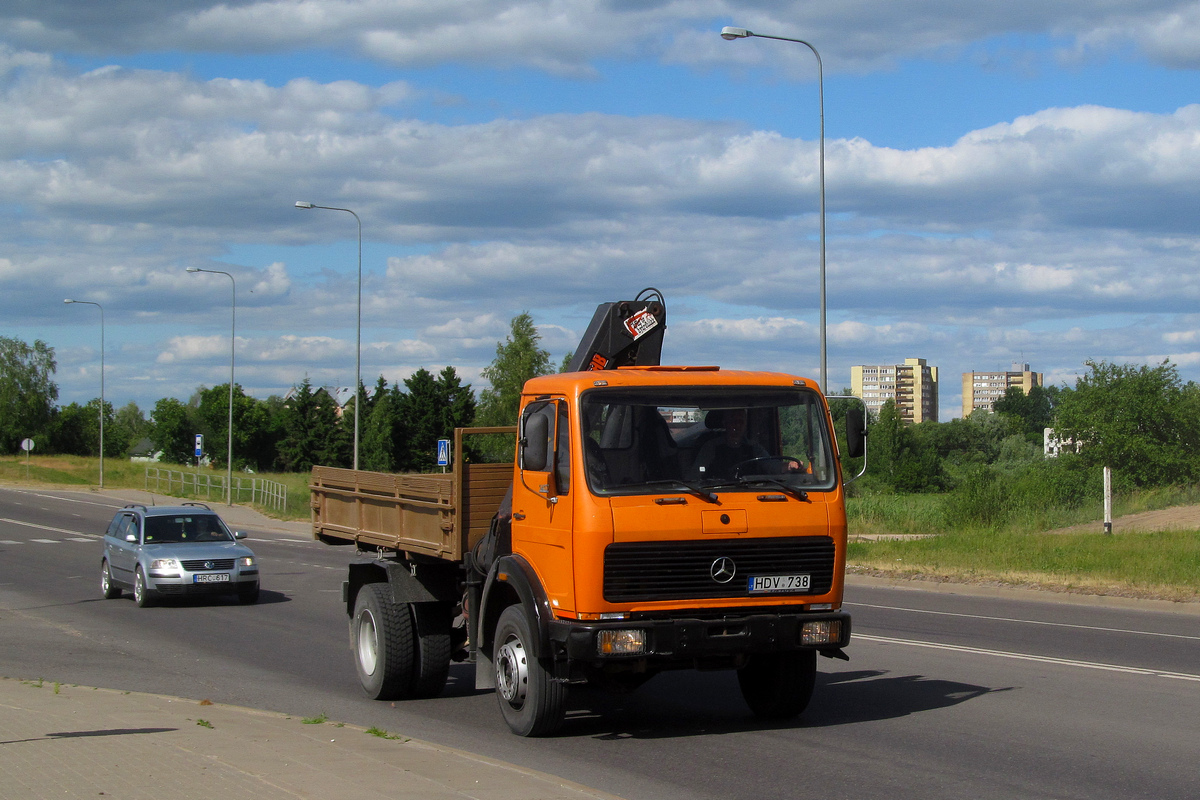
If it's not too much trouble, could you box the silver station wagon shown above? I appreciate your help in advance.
[100,503,260,606]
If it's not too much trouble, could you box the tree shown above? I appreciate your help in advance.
[150,397,200,464]
[49,402,90,456]
[277,379,347,472]
[361,383,403,472]
[196,383,279,470]
[113,402,151,453]
[1054,359,1200,487]
[867,401,944,493]
[0,337,58,453]
[398,368,442,471]
[993,384,1057,442]
[477,313,551,427]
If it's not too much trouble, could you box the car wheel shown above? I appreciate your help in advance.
[101,559,121,599]
[237,584,260,605]
[494,604,566,737]
[133,566,155,608]
[737,650,816,719]
[351,582,414,700]
[410,602,452,699]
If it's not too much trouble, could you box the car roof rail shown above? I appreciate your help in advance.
[181,502,212,510]
[122,503,148,512]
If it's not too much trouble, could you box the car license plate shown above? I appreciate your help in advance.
[748,574,810,593]
[194,573,230,584]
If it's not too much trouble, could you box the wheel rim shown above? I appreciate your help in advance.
[356,609,379,676]
[101,563,110,594]
[134,571,144,603]
[495,632,529,707]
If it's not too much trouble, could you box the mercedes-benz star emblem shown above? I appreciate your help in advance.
[710,556,736,584]
[204,561,214,570]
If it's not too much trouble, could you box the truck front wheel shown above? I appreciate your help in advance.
[493,605,566,736]
[352,582,415,700]
[737,650,817,720]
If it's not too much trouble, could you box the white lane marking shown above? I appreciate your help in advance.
[855,633,1200,682]
[0,518,87,536]
[24,491,123,509]
[0,540,20,545]
[67,537,97,542]
[30,538,59,544]
[848,602,1200,642]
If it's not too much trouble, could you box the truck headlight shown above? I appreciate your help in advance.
[800,620,843,646]
[597,629,646,656]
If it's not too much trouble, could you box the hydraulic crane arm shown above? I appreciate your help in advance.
[564,288,667,372]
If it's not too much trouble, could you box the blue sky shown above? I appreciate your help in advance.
[4,1,1200,422]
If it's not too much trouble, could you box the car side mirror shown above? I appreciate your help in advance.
[234,531,247,540]
[125,534,137,543]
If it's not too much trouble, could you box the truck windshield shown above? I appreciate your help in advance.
[581,387,837,496]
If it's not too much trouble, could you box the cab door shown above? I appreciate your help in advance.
[512,399,575,612]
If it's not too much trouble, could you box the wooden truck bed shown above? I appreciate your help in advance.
[310,427,515,562]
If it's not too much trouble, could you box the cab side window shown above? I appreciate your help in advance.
[555,401,570,496]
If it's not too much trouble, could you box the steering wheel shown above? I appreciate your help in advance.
[732,455,806,478]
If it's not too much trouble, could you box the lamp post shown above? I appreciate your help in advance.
[186,267,235,505]
[721,26,827,393]
[295,200,363,470]
[63,299,104,488]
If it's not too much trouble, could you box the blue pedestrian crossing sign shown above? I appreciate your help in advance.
[436,438,451,467]
[194,434,203,458]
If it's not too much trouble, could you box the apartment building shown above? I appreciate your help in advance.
[851,357,939,424]
[961,363,1043,417]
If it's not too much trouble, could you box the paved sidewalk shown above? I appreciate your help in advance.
[0,676,624,800]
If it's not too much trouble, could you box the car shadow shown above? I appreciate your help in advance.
[150,589,291,607]
[551,667,1009,740]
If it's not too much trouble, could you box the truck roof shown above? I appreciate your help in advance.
[523,366,820,394]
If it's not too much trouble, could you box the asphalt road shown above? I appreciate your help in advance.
[2,485,1198,800]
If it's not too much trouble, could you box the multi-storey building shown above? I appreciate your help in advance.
[851,357,939,424]
[961,363,1043,417]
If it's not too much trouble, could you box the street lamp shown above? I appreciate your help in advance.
[295,200,363,470]
[186,267,235,505]
[63,299,104,488]
[721,26,828,393]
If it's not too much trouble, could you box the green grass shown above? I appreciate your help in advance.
[0,454,311,521]
[849,528,1200,601]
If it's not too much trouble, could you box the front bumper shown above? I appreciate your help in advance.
[552,610,851,663]
[148,569,259,595]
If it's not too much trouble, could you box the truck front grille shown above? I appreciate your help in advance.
[603,537,835,603]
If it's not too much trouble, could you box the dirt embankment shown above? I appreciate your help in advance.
[1048,504,1200,535]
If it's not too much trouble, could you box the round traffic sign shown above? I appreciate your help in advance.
[20,438,34,452]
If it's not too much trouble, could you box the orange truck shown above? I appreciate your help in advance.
[310,290,866,735]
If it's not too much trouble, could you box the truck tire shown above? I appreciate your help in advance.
[737,650,817,720]
[351,582,415,700]
[409,602,452,698]
[493,604,566,736]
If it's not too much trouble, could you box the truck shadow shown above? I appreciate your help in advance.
[559,668,1010,739]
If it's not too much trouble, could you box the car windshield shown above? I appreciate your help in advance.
[143,514,233,544]
[581,386,837,496]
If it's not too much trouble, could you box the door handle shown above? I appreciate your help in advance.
[512,512,526,521]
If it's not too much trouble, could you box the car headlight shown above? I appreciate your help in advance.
[238,556,255,567]
[149,558,179,570]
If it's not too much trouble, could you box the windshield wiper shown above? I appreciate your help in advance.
[705,476,810,501]
[633,479,720,503]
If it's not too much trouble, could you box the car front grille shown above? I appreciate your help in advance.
[604,536,835,603]
[181,558,235,571]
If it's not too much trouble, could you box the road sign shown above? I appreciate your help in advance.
[436,438,451,467]
[20,438,34,452]
[195,434,203,458]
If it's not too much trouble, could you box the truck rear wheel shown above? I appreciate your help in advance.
[410,602,452,698]
[737,650,817,719]
[494,605,566,736]
[352,582,414,700]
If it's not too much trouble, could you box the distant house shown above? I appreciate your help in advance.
[129,437,163,463]
[282,384,375,418]
[1043,427,1080,458]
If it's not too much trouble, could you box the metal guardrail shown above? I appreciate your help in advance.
[144,468,288,513]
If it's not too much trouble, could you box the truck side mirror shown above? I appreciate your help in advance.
[845,408,866,459]
[521,410,549,472]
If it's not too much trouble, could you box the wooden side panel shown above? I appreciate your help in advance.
[461,462,514,554]
[310,465,456,560]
